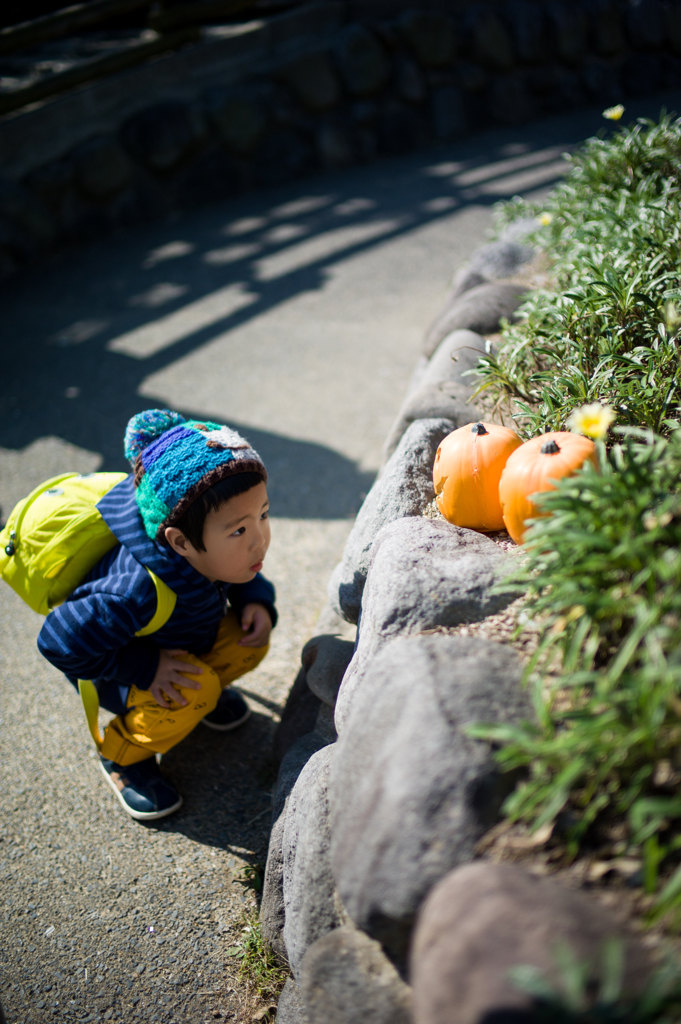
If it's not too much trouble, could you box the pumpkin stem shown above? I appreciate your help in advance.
[541,439,561,455]
[471,423,489,435]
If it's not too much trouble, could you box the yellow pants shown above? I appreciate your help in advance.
[99,611,268,766]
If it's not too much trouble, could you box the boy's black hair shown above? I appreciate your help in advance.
[172,471,265,551]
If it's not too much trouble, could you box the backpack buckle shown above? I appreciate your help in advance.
[4,530,16,556]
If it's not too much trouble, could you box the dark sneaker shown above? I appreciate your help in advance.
[201,688,251,731]
[98,755,182,821]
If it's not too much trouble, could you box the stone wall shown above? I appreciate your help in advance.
[0,0,679,280]
[261,225,655,1023]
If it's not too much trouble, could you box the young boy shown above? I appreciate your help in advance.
[37,409,275,821]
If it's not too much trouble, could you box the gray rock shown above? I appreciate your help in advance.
[261,732,330,957]
[471,10,516,71]
[300,925,412,1024]
[398,10,457,68]
[314,702,338,744]
[328,418,455,624]
[587,0,626,57]
[273,731,329,824]
[253,131,314,186]
[547,2,588,66]
[273,667,322,769]
[625,0,663,50]
[431,86,466,140]
[487,73,537,125]
[302,634,356,707]
[330,635,531,968]
[121,101,204,172]
[381,382,479,464]
[410,862,653,1024]
[506,0,548,65]
[382,329,487,461]
[470,239,535,282]
[665,2,681,56]
[72,136,132,200]
[499,216,541,245]
[276,977,309,1024]
[335,518,514,731]
[395,54,427,103]
[0,176,55,247]
[423,281,529,357]
[457,60,488,93]
[376,102,423,155]
[316,123,355,167]
[283,745,344,976]
[335,25,390,97]
[204,91,266,155]
[278,51,341,111]
[582,60,621,104]
[261,807,288,960]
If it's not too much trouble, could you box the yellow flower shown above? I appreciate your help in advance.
[567,402,616,439]
[538,212,553,226]
[603,104,625,121]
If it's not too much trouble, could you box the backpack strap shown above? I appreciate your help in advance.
[79,568,177,751]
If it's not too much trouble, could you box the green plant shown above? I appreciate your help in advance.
[469,428,681,917]
[472,113,681,439]
[509,940,681,1023]
[226,910,289,999]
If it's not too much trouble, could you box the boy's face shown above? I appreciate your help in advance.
[166,481,271,584]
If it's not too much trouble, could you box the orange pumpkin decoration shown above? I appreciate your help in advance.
[499,431,597,544]
[433,421,523,531]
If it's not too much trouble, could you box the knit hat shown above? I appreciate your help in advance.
[124,409,267,541]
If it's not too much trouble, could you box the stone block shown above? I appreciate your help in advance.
[261,732,330,956]
[335,518,515,731]
[624,0,663,50]
[622,52,663,95]
[300,925,412,1024]
[505,0,547,65]
[204,91,266,155]
[330,635,531,968]
[316,123,356,167]
[546,3,588,66]
[272,667,322,770]
[283,745,344,976]
[394,54,427,103]
[276,977,309,1024]
[398,10,457,68]
[457,61,488,93]
[0,176,56,247]
[376,102,423,154]
[423,281,529,357]
[381,330,487,461]
[335,24,391,97]
[582,60,621,103]
[302,634,355,707]
[176,148,241,208]
[314,702,337,744]
[253,131,314,187]
[586,0,626,57]
[411,862,653,1024]
[472,10,516,71]
[431,86,466,140]
[121,101,204,173]
[666,3,681,56]
[328,418,455,624]
[487,72,536,124]
[72,136,132,200]
[278,51,341,111]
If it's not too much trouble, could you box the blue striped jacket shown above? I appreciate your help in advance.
[37,475,276,714]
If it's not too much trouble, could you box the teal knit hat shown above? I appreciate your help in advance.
[124,409,267,541]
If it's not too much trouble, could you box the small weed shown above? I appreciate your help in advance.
[226,909,289,1002]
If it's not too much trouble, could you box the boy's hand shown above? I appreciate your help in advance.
[149,649,202,709]
[239,604,272,647]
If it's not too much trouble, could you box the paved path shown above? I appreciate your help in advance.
[1,95,677,1024]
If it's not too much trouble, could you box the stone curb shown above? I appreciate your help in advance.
[266,225,651,1022]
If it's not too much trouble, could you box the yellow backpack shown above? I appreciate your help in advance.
[0,471,177,748]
